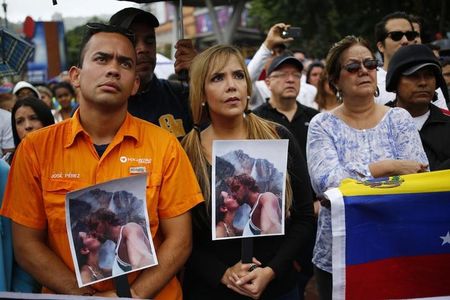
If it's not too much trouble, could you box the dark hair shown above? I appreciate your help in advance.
[11,96,55,146]
[291,48,307,57]
[325,36,375,94]
[306,61,325,84]
[441,58,450,68]
[426,43,440,52]
[52,81,76,98]
[74,231,89,269]
[409,14,423,34]
[78,22,136,67]
[85,208,121,232]
[226,174,260,194]
[374,11,413,44]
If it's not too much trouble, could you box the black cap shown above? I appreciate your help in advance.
[109,7,159,29]
[267,55,304,76]
[386,44,446,98]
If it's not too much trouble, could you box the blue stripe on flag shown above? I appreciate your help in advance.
[345,191,450,265]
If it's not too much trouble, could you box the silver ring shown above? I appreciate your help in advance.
[248,263,258,272]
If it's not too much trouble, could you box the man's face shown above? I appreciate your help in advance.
[412,22,422,44]
[266,64,301,101]
[442,64,450,87]
[377,18,415,66]
[16,88,36,100]
[69,32,140,110]
[129,22,157,89]
[231,184,248,205]
[397,67,436,107]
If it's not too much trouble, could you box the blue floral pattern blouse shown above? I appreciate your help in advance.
[306,107,429,273]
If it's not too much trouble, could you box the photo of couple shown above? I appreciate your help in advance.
[66,175,157,287]
[212,140,289,240]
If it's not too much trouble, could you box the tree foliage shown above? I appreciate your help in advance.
[65,17,103,67]
[249,0,450,58]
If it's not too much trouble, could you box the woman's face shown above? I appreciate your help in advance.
[308,66,323,87]
[335,44,377,100]
[40,93,53,109]
[54,87,73,109]
[79,231,101,251]
[204,55,248,120]
[220,191,239,210]
[15,106,44,141]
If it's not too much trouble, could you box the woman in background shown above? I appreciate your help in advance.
[6,97,54,164]
[306,62,324,88]
[306,36,429,299]
[52,82,76,122]
[314,73,339,112]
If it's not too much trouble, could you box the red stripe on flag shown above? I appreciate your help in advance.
[346,253,450,299]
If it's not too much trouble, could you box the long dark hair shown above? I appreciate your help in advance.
[11,96,55,147]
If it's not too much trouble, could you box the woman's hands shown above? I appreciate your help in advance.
[221,258,275,299]
[369,159,428,178]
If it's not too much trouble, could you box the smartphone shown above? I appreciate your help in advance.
[281,27,302,39]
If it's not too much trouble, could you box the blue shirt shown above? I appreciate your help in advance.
[0,159,40,292]
[306,107,429,273]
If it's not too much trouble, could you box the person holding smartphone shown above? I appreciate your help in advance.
[247,23,319,110]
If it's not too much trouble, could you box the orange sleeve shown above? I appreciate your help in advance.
[157,136,203,219]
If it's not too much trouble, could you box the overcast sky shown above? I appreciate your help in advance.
[5,0,139,23]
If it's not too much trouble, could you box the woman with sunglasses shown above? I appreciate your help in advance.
[306,36,429,299]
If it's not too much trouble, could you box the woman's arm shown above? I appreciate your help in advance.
[259,193,282,234]
[307,114,367,195]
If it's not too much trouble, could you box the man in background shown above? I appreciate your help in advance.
[109,8,196,139]
[386,44,450,170]
[374,11,448,108]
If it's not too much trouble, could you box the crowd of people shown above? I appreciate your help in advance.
[0,7,449,300]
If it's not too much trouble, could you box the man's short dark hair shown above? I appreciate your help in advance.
[78,22,136,67]
[52,81,75,98]
[374,11,413,44]
[85,208,122,231]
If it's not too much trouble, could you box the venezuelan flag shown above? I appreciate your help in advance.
[329,170,450,299]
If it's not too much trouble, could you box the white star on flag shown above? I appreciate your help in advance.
[441,231,450,246]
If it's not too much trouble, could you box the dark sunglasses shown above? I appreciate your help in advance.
[386,31,419,42]
[342,59,378,73]
[86,22,135,43]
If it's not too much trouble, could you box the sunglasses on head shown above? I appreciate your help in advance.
[342,59,378,73]
[386,31,419,42]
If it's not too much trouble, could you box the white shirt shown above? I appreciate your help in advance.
[0,109,14,156]
[412,110,430,131]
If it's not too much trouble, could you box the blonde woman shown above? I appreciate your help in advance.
[181,45,315,300]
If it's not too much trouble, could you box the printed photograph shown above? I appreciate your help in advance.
[66,174,158,287]
[212,140,289,240]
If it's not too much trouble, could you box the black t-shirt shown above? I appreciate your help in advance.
[253,100,319,156]
[127,76,193,139]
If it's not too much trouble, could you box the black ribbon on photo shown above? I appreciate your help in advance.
[114,274,132,298]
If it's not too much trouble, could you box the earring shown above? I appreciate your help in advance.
[336,90,343,102]
[247,96,250,101]
[374,86,380,97]
[201,102,206,107]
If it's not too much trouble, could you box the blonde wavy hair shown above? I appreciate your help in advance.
[182,45,292,215]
